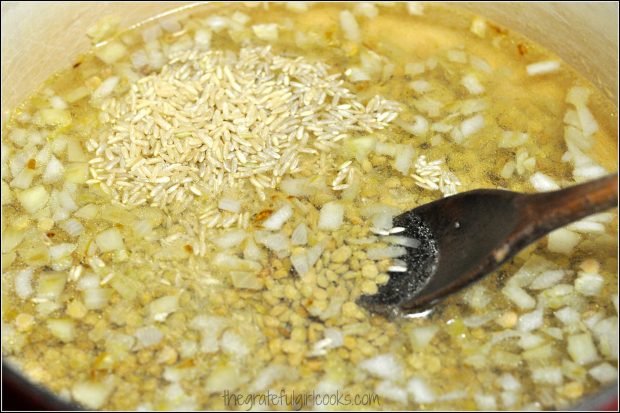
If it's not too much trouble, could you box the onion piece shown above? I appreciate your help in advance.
[393,145,415,174]
[280,178,315,197]
[407,378,435,404]
[252,23,278,42]
[499,131,529,148]
[318,202,344,230]
[95,41,127,65]
[588,363,618,383]
[71,381,114,409]
[95,228,125,252]
[461,74,485,94]
[360,354,403,381]
[230,271,263,290]
[474,394,497,410]
[135,325,164,347]
[150,295,179,321]
[254,231,289,252]
[218,198,241,213]
[517,308,544,332]
[339,10,361,43]
[15,268,34,299]
[212,229,247,249]
[262,204,293,230]
[42,156,65,183]
[526,61,561,76]
[529,172,560,192]
[47,318,75,342]
[84,288,111,310]
[531,367,563,385]
[93,76,119,99]
[17,185,49,214]
[567,333,599,365]
[291,223,308,245]
[547,228,581,255]
[408,325,439,349]
[574,272,604,296]
[406,2,424,16]
[502,285,536,309]
[529,269,566,290]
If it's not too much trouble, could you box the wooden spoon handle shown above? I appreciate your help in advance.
[518,173,618,240]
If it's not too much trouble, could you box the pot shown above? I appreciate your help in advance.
[1,2,618,410]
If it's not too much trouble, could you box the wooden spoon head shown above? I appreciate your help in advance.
[358,189,522,317]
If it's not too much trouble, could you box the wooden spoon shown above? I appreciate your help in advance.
[358,173,618,317]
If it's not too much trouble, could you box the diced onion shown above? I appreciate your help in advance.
[47,318,75,342]
[409,80,432,93]
[360,354,403,381]
[498,373,521,391]
[567,220,606,233]
[526,61,561,76]
[204,16,229,32]
[554,307,580,325]
[218,198,241,213]
[499,131,529,148]
[42,156,65,183]
[461,74,485,94]
[394,145,415,174]
[254,231,289,252]
[10,167,35,190]
[529,269,565,290]
[291,223,308,245]
[470,17,487,37]
[212,229,247,249]
[15,268,34,299]
[84,288,111,310]
[474,394,497,410]
[59,219,84,237]
[529,172,560,192]
[230,271,263,290]
[409,325,439,349]
[17,185,49,214]
[93,76,119,99]
[574,272,604,296]
[135,325,164,347]
[95,228,125,252]
[567,333,599,365]
[280,178,315,197]
[588,363,618,383]
[95,41,127,65]
[502,285,536,309]
[407,378,435,404]
[405,62,425,76]
[71,381,113,409]
[318,202,344,230]
[339,10,361,43]
[517,308,543,332]
[220,330,249,357]
[150,295,179,321]
[262,204,293,230]
[286,2,309,13]
[531,367,563,385]
[252,23,278,42]
[547,228,581,255]
[406,2,424,16]
[376,381,407,404]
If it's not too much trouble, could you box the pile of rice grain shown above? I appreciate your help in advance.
[87,46,401,210]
